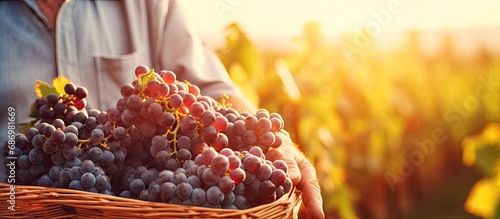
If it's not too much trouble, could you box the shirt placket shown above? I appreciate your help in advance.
[55,0,81,85]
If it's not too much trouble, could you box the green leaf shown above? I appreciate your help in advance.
[20,121,36,134]
[137,69,156,91]
[493,200,500,219]
[28,103,39,118]
[52,76,71,96]
[474,144,500,177]
[34,80,57,98]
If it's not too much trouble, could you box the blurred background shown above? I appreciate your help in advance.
[180,1,500,218]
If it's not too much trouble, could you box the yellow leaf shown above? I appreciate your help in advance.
[137,69,156,91]
[34,80,57,98]
[52,76,71,96]
[462,123,500,166]
[465,176,500,218]
[462,137,477,166]
[482,123,500,143]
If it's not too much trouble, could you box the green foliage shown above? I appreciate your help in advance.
[24,76,73,134]
[216,22,500,218]
[137,69,156,91]
[34,76,71,98]
[474,145,500,177]
[462,123,500,219]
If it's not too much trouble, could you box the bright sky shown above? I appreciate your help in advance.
[179,0,500,50]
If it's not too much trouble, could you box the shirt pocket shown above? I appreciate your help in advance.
[93,50,150,110]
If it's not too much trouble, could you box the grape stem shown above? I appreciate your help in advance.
[164,109,183,162]
[219,94,232,108]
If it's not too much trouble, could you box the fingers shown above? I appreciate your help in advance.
[297,158,325,219]
[265,147,302,185]
[298,202,308,219]
[265,136,324,218]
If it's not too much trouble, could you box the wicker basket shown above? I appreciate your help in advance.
[0,183,301,219]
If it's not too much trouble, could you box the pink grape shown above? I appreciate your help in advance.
[272,160,288,173]
[228,155,241,170]
[255,109,270,119]
[177,136,192,150]
[126,94,143,111]
[245,116,258,130]
[243,155,262,174]
[135,65,150,77]
[200,147,217,166]
[242,130,257,145]
[188,102,204,118]
[214,116,229,132]
[218,175,235,193]
[169,93,183,109]
[177,148,192,161]
[219,148,235,157]
[210,133,228,152]
[260,180,276,197]
[157,83,170,97]
[270,169,287,186]
[270,117,283,132]
[259,131,275,147]
[188,85,200,96]
[257,117,272,132]
[256,163,273,180]
[200,110,215,126]
[180,116,198,135]
[120,84,135,97]
[232,120,246,136]
[148,79,160,94]
[211,155,229,175]
[150,135,168,157]
[226,113,237,123]
[271,134,283,148]
[160,70,176,84]
[148,102,163,118]
[202,168,220,186]
[191,188,206,205]
[249,146,264,158]
[206,186,224,205]
[191,137,209,157]
[158,112,175,127]
[229,168,246,184]
[182,93,197,108]
[200,126,218,144]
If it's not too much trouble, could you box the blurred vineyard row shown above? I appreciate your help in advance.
[215,22,500,219]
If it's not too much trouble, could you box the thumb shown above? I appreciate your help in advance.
[297,158,325,219]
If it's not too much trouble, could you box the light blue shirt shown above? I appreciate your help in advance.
[0,0,242,181]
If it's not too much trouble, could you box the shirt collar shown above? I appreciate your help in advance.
[22,0,71,30]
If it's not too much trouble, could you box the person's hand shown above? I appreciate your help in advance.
[226,96,324,218]
[266,133,325,219]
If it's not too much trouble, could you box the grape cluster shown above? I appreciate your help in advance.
[35,83,88,124]
[116,146,291,209]
[3,65,292,210]
[8,108,123,195]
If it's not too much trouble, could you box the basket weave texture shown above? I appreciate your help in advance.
[0,183,301,219]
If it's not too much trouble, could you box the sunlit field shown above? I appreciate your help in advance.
[182,1,500,218]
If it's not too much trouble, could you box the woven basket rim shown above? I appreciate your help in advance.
[0,182,302,218]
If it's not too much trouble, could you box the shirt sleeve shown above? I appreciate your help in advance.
[153,0,244,100]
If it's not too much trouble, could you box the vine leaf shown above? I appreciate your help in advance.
[137,69,156,91]
[34,76,71,98]
[20,119,39,134]
[28,103,38,118]
[53,76,71,96]
[34,80,57,98]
